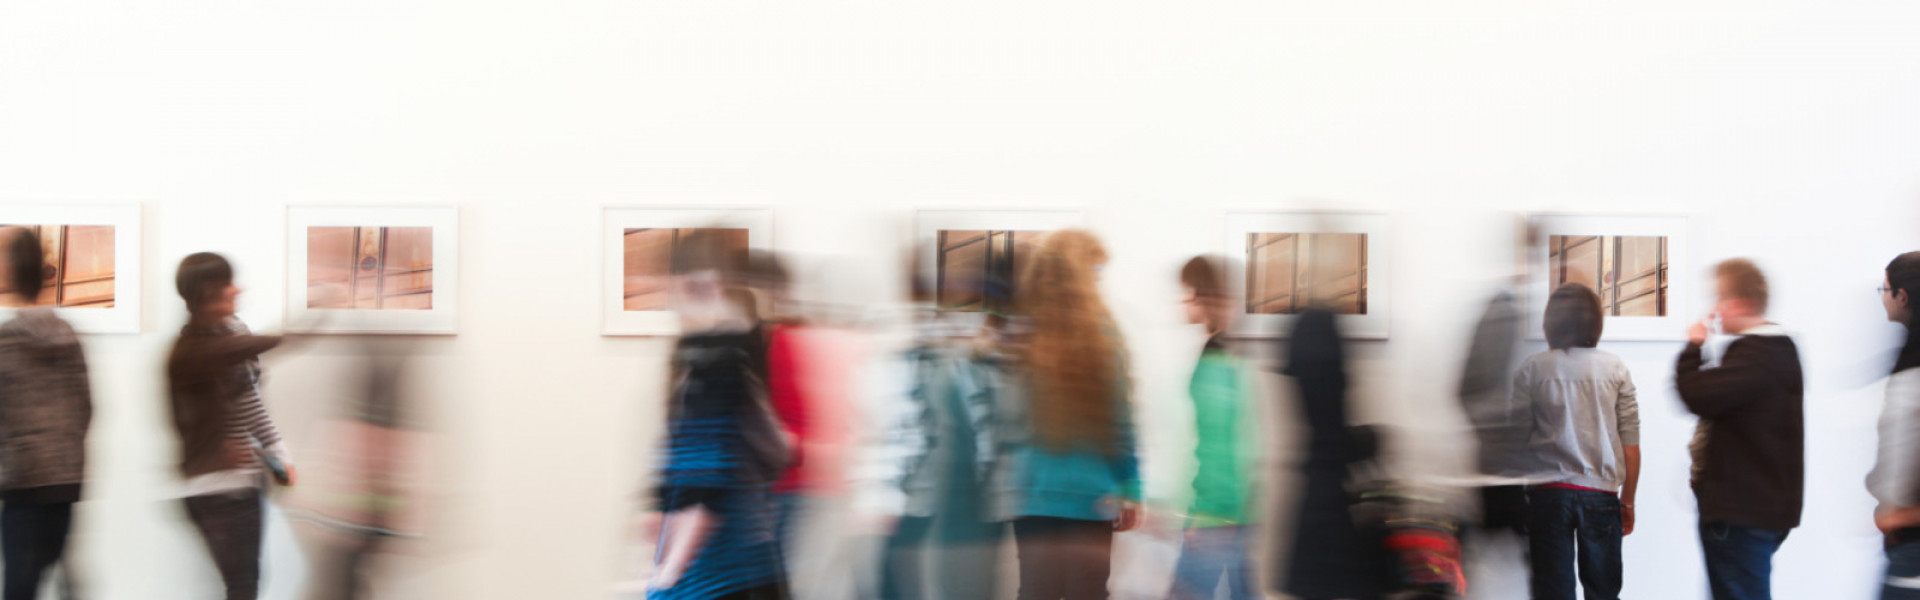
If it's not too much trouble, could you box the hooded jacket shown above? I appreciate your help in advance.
[0,308,93,503]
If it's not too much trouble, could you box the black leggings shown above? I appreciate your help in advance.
[2,502,73,600]
[1012,517,1113,600]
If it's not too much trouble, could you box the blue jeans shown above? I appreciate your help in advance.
[1699,521,1788,600]
[1168,525,1252,600]
[1527,488,1622,600]
[1886,540,1920,599]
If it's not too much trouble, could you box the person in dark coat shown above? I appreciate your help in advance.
[1277,308,1383,600]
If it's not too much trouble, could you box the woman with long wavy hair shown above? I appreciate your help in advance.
[987,229,1141,600]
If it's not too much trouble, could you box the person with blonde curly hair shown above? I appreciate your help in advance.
[986,229,1141,600]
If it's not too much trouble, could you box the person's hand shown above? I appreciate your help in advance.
[1622,504,1636,536]
[279,464,298,487]
[1687,318,1711,345]
[1113,500,1142,532]
[638,511,663,541]
[1876,506,1920,534]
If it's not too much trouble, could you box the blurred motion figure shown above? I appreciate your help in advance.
[1165,255,1258,600]
[990,230,1140,600]
[0,228,94,600]
[1870,251,1920,599]
[647,232,789,600]
[167,252,297,600]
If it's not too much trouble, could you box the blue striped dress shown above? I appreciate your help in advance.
[650,332,786,600]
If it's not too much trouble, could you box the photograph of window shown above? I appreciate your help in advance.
[1547,235,1668,317]
[622,227,749,311]
[0,225,115,308]
[306,226,434,310]
[933,229,1044,313]
[1245,232,1367,315]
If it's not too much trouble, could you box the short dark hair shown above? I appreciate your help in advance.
[6,228,44,301]
[742,249,790,293]
[1544,283,1604,350]
[175,252,234,312]
[1716,258,1769,313]
[1180,255,1227,298]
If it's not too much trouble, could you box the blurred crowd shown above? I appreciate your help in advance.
[2,222,1920,600]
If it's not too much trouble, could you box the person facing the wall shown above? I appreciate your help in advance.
[1869,251,1920,600]
[1518,283,1641,600]
[989,229,1140,600]
[168,252,298,600]
[1675,259,1804,600]
[0,227,94,600]
[1164,255,1257,600]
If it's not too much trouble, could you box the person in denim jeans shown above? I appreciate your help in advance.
[1870,252,1920,599]
[1165,256,1257,600]
[1516,284,1641,600]
[1676,260,1804,600]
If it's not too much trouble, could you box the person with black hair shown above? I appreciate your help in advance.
[0,227,93,600]
[1869,251,1920,599]
[167,252,296,600]
[1515,284,1640,600]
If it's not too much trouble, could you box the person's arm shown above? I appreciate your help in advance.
[1623,445,1640,535]
[1617,363,1641,535]
[765,330,808,473]
[1675,341,1770,418]
[1110,377,1143,531]
[651,504,717,590]
[1876,373,1920,531]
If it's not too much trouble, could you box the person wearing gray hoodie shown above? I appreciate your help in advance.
[0,227,94,600]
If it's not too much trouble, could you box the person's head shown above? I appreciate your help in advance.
[1885,251,1920,326]
[1017,229,1122,453]
[1543,283,1603,350]
[668,229,748,329]
[1713,259,1770,330]
[4,227,44,304]
[1179,254,1232,332]
[176,252,239,319]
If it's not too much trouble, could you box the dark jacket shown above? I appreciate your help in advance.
[1676,328,1804,531]
[0,309,93,503]
[168,319,281,479]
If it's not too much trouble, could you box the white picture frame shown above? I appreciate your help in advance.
[285,205,460,335]
[0,204,143,334]
[914,209,1084,315]
[602,207,773,337]
[1224,211,1391,339]
[1527,213,1690,342]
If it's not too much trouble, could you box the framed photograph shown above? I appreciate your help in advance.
[0,204,142,334]
[286,206,459,334]
[602,207,773,336]
[915,209,1083,314]
[1224,211,1390,339]
[1528,213,1689,342]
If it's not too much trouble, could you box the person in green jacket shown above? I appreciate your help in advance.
[1166,255,1257,600]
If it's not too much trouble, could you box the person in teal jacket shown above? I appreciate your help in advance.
[987,229,1142,600]
[1166,255,1256,600]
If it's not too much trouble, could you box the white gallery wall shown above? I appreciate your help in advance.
[4,2,1920,599]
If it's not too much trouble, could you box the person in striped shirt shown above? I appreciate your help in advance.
[168,252,296,600]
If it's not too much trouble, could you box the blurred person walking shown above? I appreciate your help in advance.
[1869,251,1920,599]
[1517,284,1640,600]
[168,252,298,600]
[1675,259,1803,600]
[0,228,94,600]
[647,232,788,600]
[1275,307,1384,600]
[1165,256,1258,600]
[989,230,1141,600]
[855,253,1002,600]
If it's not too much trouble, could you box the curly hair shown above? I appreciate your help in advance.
[1018,229,1125,454]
